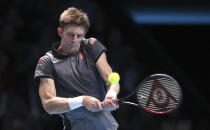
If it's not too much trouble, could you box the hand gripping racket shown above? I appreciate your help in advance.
[115,74,182,114]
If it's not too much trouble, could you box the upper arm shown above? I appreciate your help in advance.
[39,78,56,107]
[34,55,54,83]
[96,52,112,88]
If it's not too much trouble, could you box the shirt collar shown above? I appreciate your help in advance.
[52,41,73,59]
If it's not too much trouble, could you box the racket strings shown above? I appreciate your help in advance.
[142,80,178,94]
[137,77,181,112]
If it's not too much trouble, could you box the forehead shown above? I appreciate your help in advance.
[63,25,86,33]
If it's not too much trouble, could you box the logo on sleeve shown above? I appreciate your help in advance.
[38,60,43,64]
[89,38,96,45]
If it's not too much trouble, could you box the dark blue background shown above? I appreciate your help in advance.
[0,0,209,129]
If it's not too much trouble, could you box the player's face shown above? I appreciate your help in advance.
[58,25,86,53]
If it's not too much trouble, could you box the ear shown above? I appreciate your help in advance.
[57,27,63,37]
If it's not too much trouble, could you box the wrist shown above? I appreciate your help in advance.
[67,96,84,110]
[106,89,117,98]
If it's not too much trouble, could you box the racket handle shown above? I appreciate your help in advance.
[100,99,119,108]
[114,99,139,107]
[113,99,119,105]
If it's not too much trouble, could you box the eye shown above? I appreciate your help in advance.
[68,33,75,37]
[77,34,83,38]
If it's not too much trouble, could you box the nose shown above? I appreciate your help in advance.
[72,35,77,42]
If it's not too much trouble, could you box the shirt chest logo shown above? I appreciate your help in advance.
[80,53,86,60]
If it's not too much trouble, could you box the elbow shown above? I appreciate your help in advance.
[42,100,56,115]
[45,108,55,115]
[43,104,54,115]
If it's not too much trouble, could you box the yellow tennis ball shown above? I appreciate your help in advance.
[108,72,120,84]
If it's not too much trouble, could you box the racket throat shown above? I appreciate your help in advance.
[118,100,139,107]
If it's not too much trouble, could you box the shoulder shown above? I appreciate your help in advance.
[82,37,106,51]
[82,37,100,46]
[38,51,53,65]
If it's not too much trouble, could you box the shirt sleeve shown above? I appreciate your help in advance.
[34,55,54,83]
[86,38,107,62]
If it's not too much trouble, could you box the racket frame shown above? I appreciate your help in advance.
[116,74,182,114]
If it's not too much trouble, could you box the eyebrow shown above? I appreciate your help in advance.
[67,32,84,35]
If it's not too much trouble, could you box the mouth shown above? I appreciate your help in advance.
[68,42,77,47]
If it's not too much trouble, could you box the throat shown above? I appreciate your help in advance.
[57,44,80,54]
[58,45,65,53]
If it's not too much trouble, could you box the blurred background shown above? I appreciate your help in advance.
[0,0,210,130]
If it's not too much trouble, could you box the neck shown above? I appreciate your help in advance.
[57,45,69,54]
[57,42,80,54]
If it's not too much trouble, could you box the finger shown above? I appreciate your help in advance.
[105,96,117,100]
[96,100,103,110]
[111,98,118,105]
[110,99,119,107]
[90,100,102,111]
[105,96,113,99]
[88,103,97,112]
[103,99,112,107]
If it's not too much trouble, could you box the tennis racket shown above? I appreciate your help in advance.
[114,74,182,114]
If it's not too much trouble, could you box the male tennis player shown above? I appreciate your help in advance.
[34,7,119,130]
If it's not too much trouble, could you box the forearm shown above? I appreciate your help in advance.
[43,96,83,114]
[103,83,120,111]
[106,83,120,97]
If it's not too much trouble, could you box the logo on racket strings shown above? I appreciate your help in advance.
[146,79,177,109]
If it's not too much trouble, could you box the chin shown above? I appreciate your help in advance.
[70,48,79,53]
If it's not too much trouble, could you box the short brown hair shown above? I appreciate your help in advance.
[59,7,90,32]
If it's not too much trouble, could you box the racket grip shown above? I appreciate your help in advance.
[113,99,119,105]
[100,99,119,108]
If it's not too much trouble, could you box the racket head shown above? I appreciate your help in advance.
[136,74,182,114]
